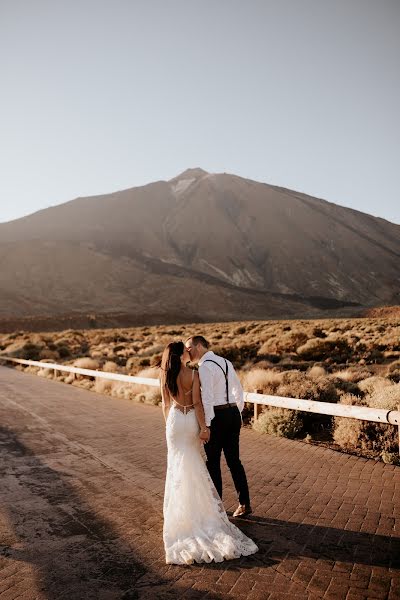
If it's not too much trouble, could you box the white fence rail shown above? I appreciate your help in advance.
[1,356,399,452]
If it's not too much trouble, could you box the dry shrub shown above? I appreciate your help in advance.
[94,378,113,394]
[135,366,159,379]
[249,369,339,439]
[277,370,339,434]
[5,341,43,360]
[126,356,141,373]
[73,357,100,370]
[307,365,326,379]
[277,370,339,404]
[22,365,40,375]
[242,368,282,394]
[138,343,164,358]
[358,376,393,395]
[108,366,160,403]
[73,379,94,391]
[333,393,365,449]
[39,348,60,361]
[141,389,162,405]
[333,383,400,455]
[37,367,54,379]
[331,368,372,383]
[296,336,351,362]
[258,331,308,355]
[253,408,303,439]
[213,343,258,367]
[110,381,135,400]
[102,361,119,372]
[387,360,400,383]
[110,380,161,405]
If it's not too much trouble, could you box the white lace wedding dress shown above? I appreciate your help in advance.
[163,403,258,565]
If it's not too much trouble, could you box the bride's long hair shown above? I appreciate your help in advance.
[160,341,184,397]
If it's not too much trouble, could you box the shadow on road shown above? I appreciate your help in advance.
[223,513,400,571]
[0,425,225,600]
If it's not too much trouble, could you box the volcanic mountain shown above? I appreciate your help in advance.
[0,168,399,326]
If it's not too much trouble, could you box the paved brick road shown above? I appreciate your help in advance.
[0,365,399,600]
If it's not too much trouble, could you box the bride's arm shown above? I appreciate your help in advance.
[192,371,210,441]
[160,373,170,423]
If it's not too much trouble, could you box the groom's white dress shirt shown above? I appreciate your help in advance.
[198,350,244,427]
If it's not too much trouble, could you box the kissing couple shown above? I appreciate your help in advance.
[159,335,258,565]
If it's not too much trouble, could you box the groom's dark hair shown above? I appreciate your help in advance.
[188,335,210,349]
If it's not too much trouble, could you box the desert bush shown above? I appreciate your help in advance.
[258,331,308,355]
[214,344,258,367]
[234,326,247,335]
[333,384,400,456]
[277,370,339,404]
[307,365,326,378]
[126,356,141,373]
[94,378,113,394]
[37,367,54,378]
[358,376,393,395]
[277,370,339,434]
[387,360,400,383]
[331,368,372,383]
[102,361,119,372]
[296,336,352,362]
[242,368,282,394]
[72,378,94,390]
[5,341,43,360]
[381,452,400,465]
[57,345,71,358]
[39,348,60,361]
[252,407,303,439]
[73,357,100,370]
[312,326,327,338]
[138,344,164,357]
[333,393,365,449]
[110,381,135,400]
[142,388,162,405]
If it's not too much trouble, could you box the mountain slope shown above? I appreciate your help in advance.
[0,169,399,322]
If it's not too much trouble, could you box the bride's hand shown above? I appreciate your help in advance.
[199,428,210,443]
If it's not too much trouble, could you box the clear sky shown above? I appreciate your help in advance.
[1,0,399,224]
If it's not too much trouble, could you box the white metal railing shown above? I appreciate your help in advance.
[1,356,399,452]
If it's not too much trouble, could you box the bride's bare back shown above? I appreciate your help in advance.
[170,367,196,414]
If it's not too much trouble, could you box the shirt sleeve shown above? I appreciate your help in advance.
[230,363,244,413]
[198,363,215,426]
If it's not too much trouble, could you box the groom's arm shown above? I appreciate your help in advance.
[231,365,244,413]
[198,363,215,427]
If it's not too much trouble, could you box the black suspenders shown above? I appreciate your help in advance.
[204,358,230,404]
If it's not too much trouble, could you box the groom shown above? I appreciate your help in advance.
[185,335,252,517]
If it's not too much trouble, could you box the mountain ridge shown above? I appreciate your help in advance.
[0,168,399,322]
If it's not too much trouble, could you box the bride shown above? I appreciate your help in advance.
[159,341,258,565]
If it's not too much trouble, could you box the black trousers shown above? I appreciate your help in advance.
[204,406,250,506]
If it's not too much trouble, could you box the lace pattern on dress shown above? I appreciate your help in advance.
[163,408,258,565]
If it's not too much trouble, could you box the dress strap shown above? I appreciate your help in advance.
[183,369,195,395]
